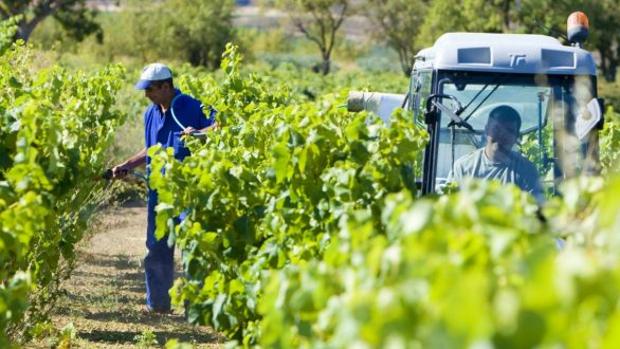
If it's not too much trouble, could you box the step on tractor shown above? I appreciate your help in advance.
[349,12,604,200]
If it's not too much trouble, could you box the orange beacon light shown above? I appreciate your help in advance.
[567,11,589,47]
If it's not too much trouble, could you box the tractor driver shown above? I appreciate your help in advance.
[448,105,544,202]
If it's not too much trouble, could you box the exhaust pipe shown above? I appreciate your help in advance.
[347,91,406,123]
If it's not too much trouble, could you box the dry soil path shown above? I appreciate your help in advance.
[32,205,223,348]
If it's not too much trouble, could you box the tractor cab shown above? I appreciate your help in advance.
[348,12,603,200]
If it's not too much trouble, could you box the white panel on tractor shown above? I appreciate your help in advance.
[414,33,596,76]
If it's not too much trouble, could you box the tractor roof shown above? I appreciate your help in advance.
[414,32,596,76]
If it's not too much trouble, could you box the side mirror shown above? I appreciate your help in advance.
[575,97,603,140]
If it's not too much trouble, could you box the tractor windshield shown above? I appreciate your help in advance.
[433,72,599,200]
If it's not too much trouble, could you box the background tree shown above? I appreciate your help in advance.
[275,0,352,75]
[0,0,102,43]
[86,0,235,70]
[416,0,522,47]
[157,0,235,69]
[363,0,429,76]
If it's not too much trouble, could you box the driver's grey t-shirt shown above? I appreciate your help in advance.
[449,148,543,201]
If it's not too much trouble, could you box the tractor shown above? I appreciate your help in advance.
[348,12,604,199]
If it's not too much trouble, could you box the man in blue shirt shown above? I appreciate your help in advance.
[111,63,216,313]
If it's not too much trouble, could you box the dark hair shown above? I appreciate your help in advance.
[486,105,521,133]
[151,78,174,89]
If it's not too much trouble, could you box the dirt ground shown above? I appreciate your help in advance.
[29,204,223,348]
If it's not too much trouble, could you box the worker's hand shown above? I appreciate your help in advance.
[111,163,131,179]
[182,126,197,136]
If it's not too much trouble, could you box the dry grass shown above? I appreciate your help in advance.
[27,205,223,348]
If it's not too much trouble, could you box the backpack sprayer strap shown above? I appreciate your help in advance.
[169,94,216,138]
[170,94,186,130]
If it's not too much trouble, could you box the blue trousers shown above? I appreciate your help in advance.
[145,190,174,311]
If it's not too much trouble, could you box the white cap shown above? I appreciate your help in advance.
[135,63,172,90]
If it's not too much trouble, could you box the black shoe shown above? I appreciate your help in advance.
[144,305,172,315]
